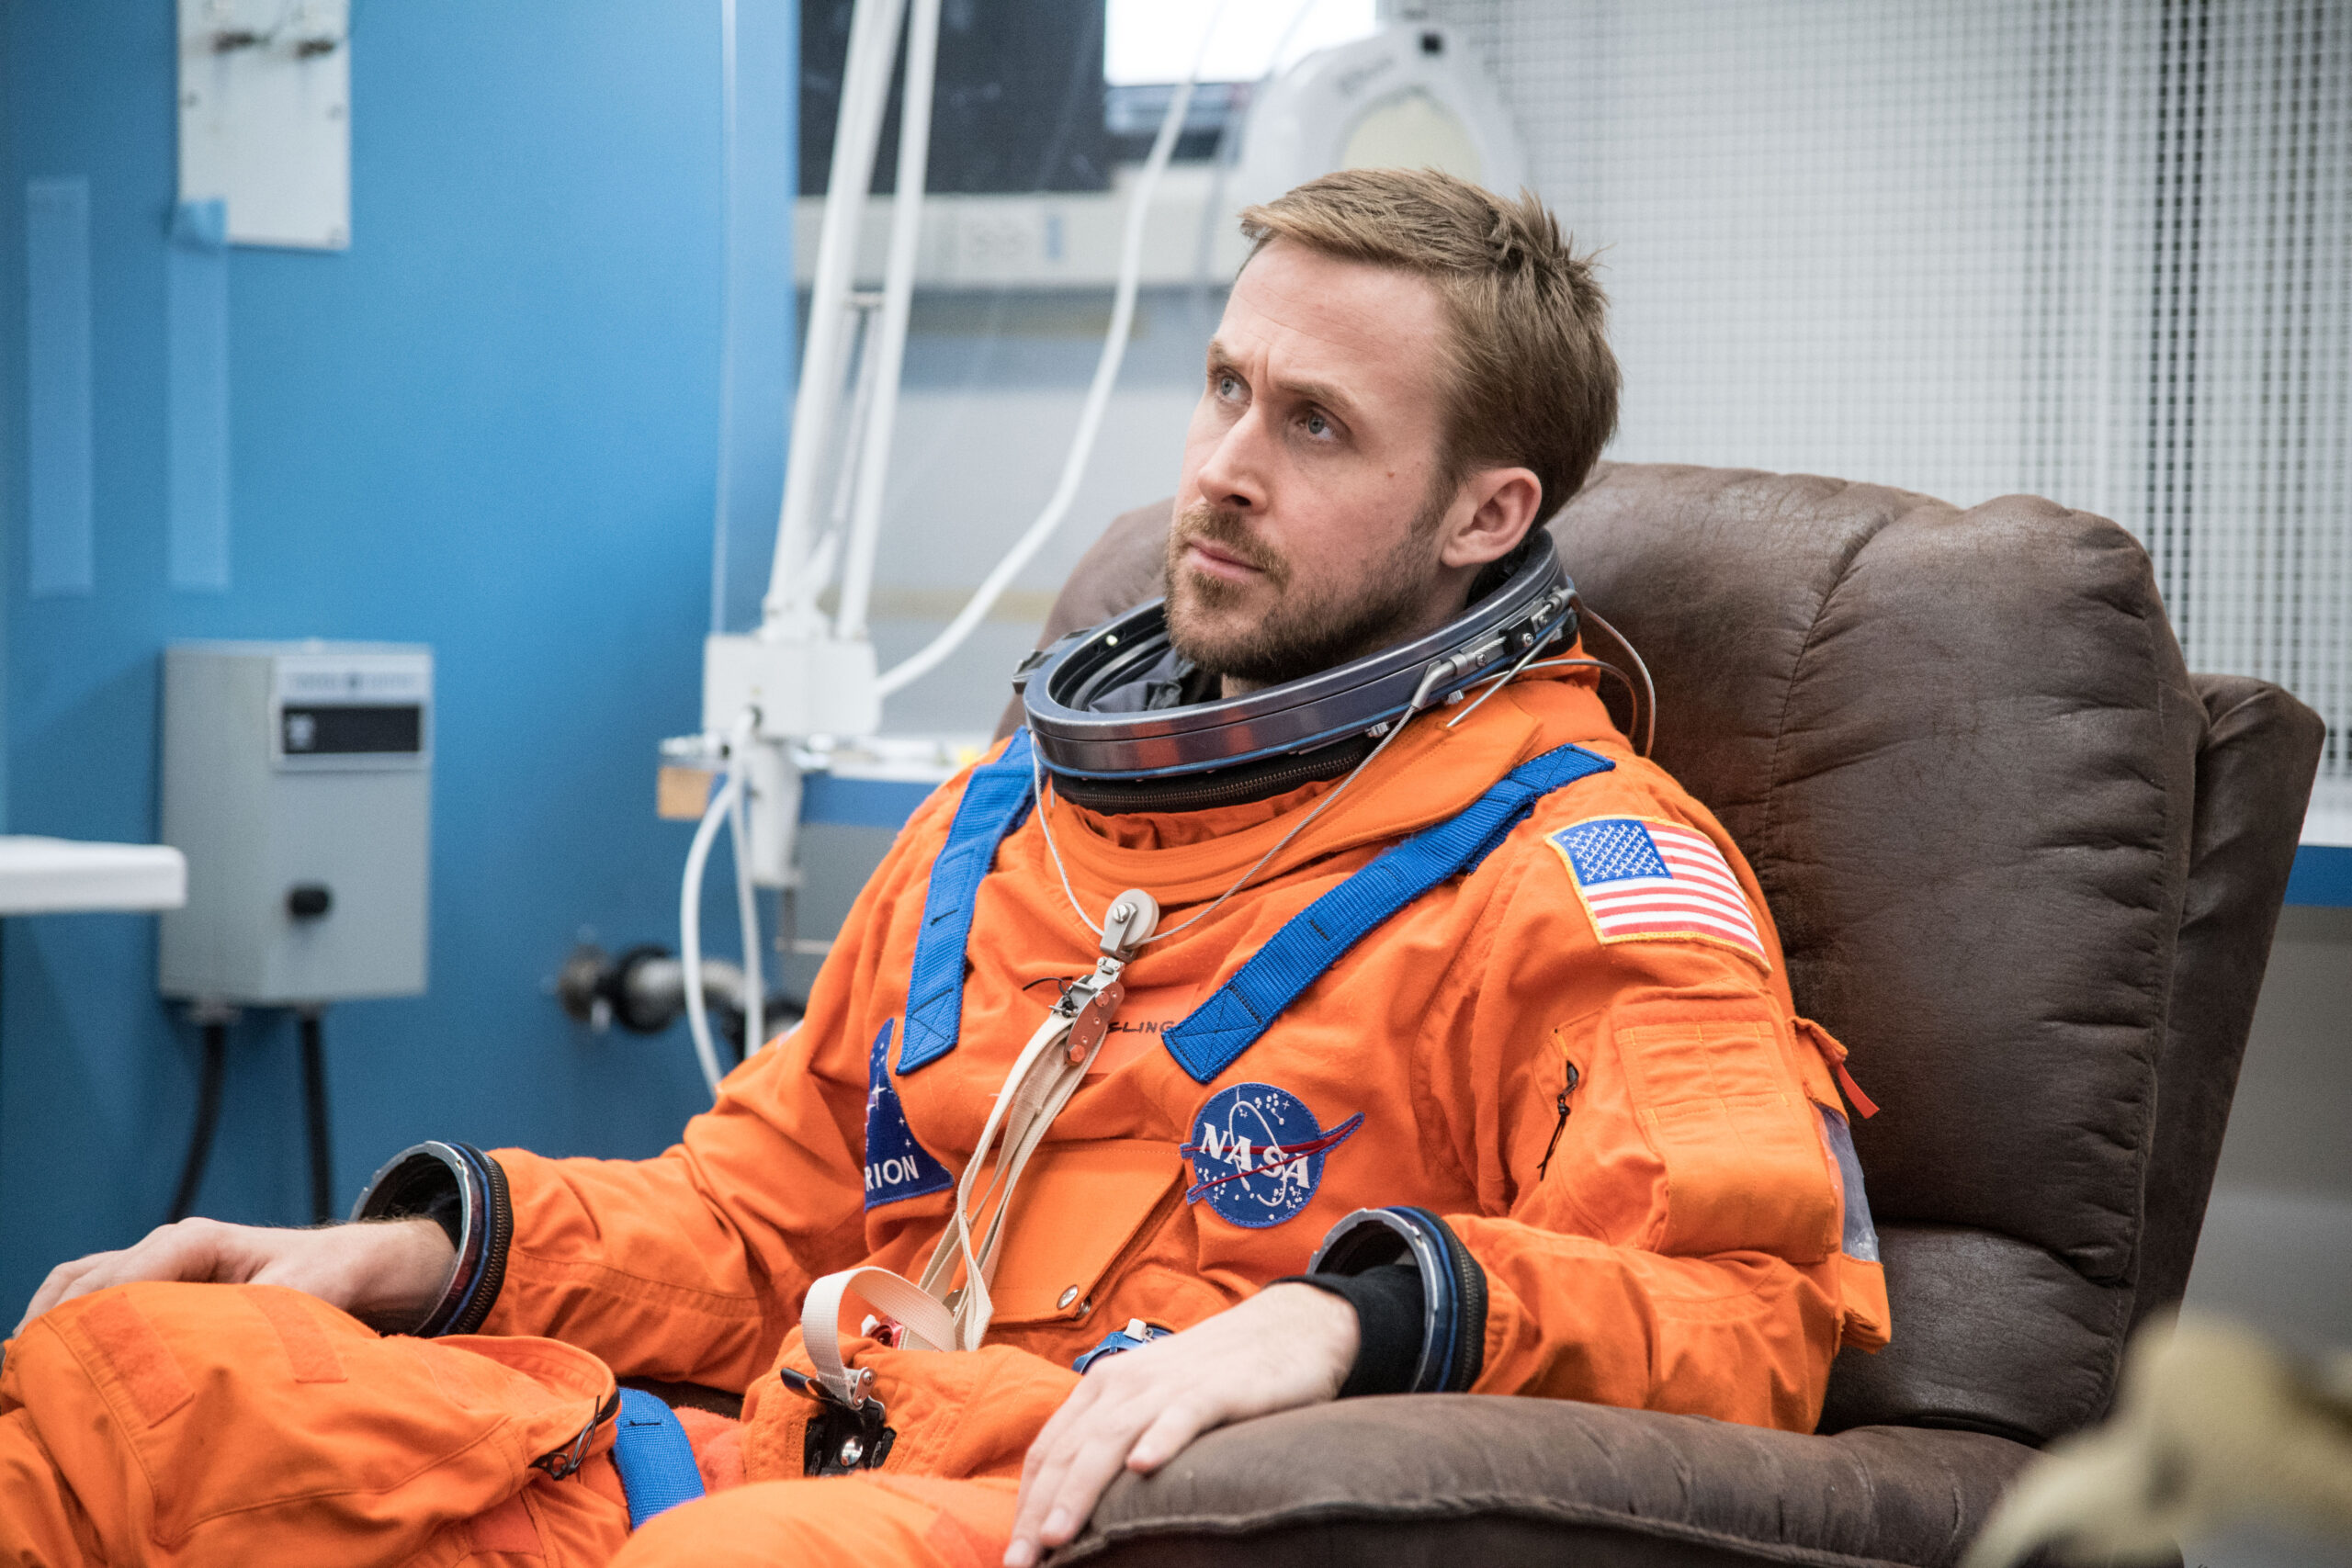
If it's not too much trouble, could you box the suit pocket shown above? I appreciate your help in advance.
[1611,1015,1841,1263]
[983,1138,1183,1326]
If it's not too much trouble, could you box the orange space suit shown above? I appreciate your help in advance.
[0,660,1886,1567]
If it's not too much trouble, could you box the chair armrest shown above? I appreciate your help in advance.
[1061,1396,2046,1568]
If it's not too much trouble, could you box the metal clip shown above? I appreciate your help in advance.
[1098,890,1159,958]
[1062,891,1158,1064]
[529,1388,618,1480]
[779,1366,898,1475]
[1064,969,1126,1064]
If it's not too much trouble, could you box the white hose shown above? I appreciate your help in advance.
[873,3,1228,699]
[681,713,761,1098]
[679,768,739,1098]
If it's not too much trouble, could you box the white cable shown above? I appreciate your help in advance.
[874,2,1230,699]
[680,768,739,1098]
[682,713,760,1097]
[1451,652,1653,756]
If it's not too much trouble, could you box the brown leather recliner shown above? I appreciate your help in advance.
[1007,463,2323,1568]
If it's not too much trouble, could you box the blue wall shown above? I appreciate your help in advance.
[2,1,795,1311]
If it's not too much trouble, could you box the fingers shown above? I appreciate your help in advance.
[1125,1401,1208,1473]
[1015,1369,1102,1496]
[1008,1383,1102,1565]
[1037,1416,1169,1545]
[12,1219,255,1335]
[1005,1360,1224,1568]
[16,1251,117,1334]
[11,1219,453,1342]
[1003,1285,1365,1565]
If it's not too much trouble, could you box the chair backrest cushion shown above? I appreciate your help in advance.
[1020,464,2315,1445]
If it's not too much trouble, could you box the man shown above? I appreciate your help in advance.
[5,170,1885,1568]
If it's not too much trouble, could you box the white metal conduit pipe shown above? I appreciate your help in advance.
[835,0,944,641]
[764,0,912,636]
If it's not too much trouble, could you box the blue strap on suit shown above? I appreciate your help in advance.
[1160,742,1614,1082]
[610,1386,706,1528]
[895,732,1611,1081]
[896,730,1037,1073]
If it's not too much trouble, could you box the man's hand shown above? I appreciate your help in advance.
[13,1217,457,1337]
[1003,1282,1359,1567]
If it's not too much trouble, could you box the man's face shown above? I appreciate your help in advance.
[1167,241,1473,693]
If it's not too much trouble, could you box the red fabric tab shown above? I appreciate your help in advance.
[1833,1060,1880,1120]
[80,1292,194,1427]
[1796,1016,1881,1119]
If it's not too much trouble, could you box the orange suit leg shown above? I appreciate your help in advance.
[0,1405,107,1565]
[0,1282,632,1567]
[615,1475,1020,1568]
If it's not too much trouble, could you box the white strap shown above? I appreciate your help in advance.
[920,999,1104,1348]
[798,1016,1093,1393]
[799,1266,958,1405]
[798,891,1157,1397]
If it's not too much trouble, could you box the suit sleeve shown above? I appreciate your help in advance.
[452,790,952,1389]
[1310,803,1861,1432]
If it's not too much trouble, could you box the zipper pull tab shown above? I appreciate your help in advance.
[1537,1061,1580,1179]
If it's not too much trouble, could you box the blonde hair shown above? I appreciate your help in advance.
[1238,168,1618,525]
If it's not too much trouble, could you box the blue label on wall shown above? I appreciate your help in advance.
[1182,1082,1363,1229]
[865,1021,953,1208]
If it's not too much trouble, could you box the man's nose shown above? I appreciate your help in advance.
[1194,409,1272,513]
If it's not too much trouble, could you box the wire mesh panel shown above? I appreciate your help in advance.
[1422,0,2351,820]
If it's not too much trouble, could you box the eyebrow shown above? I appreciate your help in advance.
[1205,340,1364,424]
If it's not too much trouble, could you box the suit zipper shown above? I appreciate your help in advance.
[1536,1061,1580,1180]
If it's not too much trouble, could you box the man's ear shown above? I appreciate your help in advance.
[1439,467,1544,569]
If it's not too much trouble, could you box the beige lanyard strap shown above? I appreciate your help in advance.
[797,891,1159,1404]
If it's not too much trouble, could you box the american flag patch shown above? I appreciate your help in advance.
[1547,817,1769,969]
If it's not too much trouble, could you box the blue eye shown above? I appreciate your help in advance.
[1305,412,1329,437]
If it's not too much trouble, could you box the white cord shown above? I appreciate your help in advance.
[1443,616,1572,733]
[1448,653,1651,756]
[874,1,1230,699]
[682,713,760,1098]
[1575,604,1657,757]
[680,770,738,1098]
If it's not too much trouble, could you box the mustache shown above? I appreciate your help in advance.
[1171,504,1284,578]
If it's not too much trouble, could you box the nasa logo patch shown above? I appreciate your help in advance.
[864,1020,953,1209]
[1181,1082,1363,1229]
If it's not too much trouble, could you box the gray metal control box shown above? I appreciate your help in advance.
[159,642,432,1004]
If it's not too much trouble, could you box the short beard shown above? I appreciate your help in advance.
[1164,487,1451,689]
